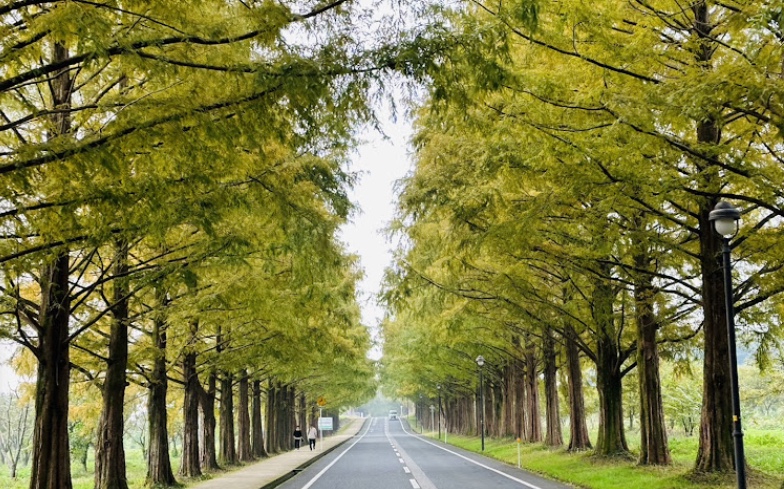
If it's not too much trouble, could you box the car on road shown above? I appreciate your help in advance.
[389,409,398,420]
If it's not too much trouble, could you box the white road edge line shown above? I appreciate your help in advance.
[399,423,543,489]
[300,419,372,489]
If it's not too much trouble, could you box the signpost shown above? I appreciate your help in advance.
[318,416,333,431]
[317,397,327,450]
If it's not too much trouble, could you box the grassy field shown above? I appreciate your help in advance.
[432,429,784,489]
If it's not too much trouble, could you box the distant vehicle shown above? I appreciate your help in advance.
[389,410,398,420]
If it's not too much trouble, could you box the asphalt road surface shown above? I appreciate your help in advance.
[276,417,571,489]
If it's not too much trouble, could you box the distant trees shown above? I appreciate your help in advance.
[0,390,33,479]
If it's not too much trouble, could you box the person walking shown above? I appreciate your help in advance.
[293,425,303,450]
[308,425,318,450]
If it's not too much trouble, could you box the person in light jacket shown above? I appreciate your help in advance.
[308,425,318,450]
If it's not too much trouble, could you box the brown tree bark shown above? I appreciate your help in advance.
[696,196,735,472]
[30,253,73,489]
[543,327,563,447]
[265,382,278,453]
[251,379,268,458]
[592,269,630,457]
[219,371,237,465]
[691,2,735,474]
[30,41,74,489]
[237,370,252,461]
[146,312,177,485]
[199,370,220,470]
[633,236,671,466]
[179,321,201,478]
[95,240,130,489]
[565,325,592,451]
[523,340,542,443]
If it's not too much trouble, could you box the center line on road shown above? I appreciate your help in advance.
[403,467,411,474]
[410,479,421,489]
[400,424,544,489]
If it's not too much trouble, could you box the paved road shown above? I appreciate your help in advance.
[276,416,571,489]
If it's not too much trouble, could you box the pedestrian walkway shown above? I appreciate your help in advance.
[190,417,367,489]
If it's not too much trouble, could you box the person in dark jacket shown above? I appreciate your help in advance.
[293,426,303,450]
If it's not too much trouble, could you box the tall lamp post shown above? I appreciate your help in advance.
[437,384,442,441]
[476,355,486,451]
[709,201,746,489]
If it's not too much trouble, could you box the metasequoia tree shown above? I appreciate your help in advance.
[0,1,449,488]
[384,0,784,474]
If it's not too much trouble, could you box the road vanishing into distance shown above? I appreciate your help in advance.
[277,417,571,489]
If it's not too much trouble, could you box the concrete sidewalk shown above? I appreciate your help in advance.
[190,417,367,489]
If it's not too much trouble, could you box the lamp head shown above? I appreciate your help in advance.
[475,355,485,367]
[709,201,740,238]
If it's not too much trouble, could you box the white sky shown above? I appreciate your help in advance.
[341,112,413,359]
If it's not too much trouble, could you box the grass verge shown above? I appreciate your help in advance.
[428,431,784,489]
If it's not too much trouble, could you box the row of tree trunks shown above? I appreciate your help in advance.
[523,338,542,443]
[180,322,202,478]
[95,240,130,489]
[543,327,564,447]
[251,380,268,458]
[237,371,252,462]
[146,290,176,485]
[632,226,672,466]
[200,370,220,470]
[565,325,592,451]
[219,371,237,465]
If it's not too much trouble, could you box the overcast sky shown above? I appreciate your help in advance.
[340,111,413,359]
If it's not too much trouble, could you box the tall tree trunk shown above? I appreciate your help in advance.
[265,382,277,453]
[180,323,201,478]
[199,370,219,470]
[524,339,542,443]
[30,254,72,489]
[696,196,735,472]
[237,370,252,462]
[565,325,592,451]
[146,310,177,485]
[592,268,629,457]
[691,1,735,474]
[251,380,268,458]
[594,339,628,456]
[30,40,74,489]
[219,371,237,465]
[543,327,563,447]
[95,240,130,489]
[633,233,671,466]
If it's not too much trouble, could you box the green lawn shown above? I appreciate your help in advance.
[432,429,784,489]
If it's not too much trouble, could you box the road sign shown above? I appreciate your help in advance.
[318,416,333,431]
[317,396,327,407]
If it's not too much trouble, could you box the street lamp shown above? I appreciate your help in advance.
[476,355,486,451]
[708,200,746,489]
[437,384,442,441]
